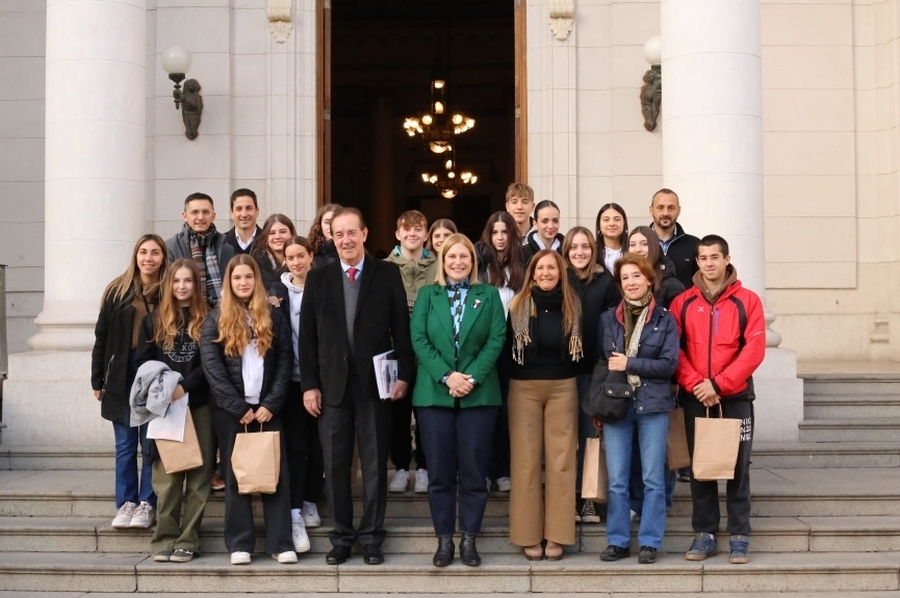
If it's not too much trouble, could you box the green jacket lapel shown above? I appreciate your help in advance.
[457,285,487,349]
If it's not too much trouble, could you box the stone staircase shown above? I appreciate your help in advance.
[2,372,900,593]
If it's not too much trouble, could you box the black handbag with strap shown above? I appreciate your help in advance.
[582,360,634,422]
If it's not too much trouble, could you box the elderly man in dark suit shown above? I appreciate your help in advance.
[299,207,414,566]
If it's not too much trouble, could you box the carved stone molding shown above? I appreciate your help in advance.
[548,0,573,41]
[267,0,293,44]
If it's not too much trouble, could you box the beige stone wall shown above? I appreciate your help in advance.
[0,2,44,354]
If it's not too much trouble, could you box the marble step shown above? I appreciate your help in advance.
[3,468,900,519]
[751,441,900,468]
[803,395,900,419]
[3,514,900,555]
[0,551,897,593]
[799,419,900,443]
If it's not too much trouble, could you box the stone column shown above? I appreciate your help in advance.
[660,0,803,442]
[4,0,146,447]
[31,0,147,351]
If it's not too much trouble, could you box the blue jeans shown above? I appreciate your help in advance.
[113,421,155,508]
[417,406,499,537]
[604,404,669,549]
[629,430,677,511]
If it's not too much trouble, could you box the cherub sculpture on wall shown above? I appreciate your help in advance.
[181,79,203,140]
[640,67,661,132]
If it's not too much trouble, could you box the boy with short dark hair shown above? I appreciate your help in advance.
[384,210,437,494]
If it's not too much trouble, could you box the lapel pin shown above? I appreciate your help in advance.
[473,299,482,309]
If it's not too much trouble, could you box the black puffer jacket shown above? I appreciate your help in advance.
[522,230,564,266]
[567,268,619,374]
[200,306,293,419]
[313,240,338,268]
[656,256,686,309]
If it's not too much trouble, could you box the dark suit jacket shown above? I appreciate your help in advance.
[299,257,414,407]
[224,225,262,255]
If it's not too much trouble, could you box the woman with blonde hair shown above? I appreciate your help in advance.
[200,255,295,565]
[92,234,167,530]
[410,233,506,567]
[507,249,582,561]
[135,259,213,562]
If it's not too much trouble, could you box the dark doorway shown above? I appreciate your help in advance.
[326,0,516,253]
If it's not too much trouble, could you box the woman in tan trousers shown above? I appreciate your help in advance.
[507,250,583,561]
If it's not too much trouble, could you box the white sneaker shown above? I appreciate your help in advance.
[497,477,512,492]
[414,468,429,493]
[486,477,492,492]
[389,469,409,493]
[292,517,311,553]
[231,551,251,565]
[273,550,298,564]
[302,501,321,528]
[112,501,136,529]
[129,501,155,528]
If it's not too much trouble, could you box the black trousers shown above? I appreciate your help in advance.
[284,381,325,509]
[684,397,754,536]
[212,407,294,554]
[319,374,392,547]
[389,398,427,471]
[487,351,511,480]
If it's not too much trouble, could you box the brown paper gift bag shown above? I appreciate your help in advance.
[667,407,691,470]
[580,435,608,503]
[231,424,281,494]
[156,407,204,474]
[692,406,741,481]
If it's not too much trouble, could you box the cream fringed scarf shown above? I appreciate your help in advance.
[623,292,652,389]
[510,285,583,366]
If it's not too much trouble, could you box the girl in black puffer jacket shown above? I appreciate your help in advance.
[200,254,295,565]
[626,227,686,309]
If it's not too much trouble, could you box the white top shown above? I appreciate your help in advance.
[280,272,304,381]
[498,267,515,318]
[604,246,623,274]
[236,228,257,251]
[241,338,264,405]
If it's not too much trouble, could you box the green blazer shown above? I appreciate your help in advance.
[410,283,506,409]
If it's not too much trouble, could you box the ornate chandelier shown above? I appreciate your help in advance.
[421,153,478,199]
[403,77,475,154]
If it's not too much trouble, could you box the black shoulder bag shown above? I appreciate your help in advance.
[582,360,633,422]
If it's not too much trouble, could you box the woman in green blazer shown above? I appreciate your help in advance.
[411,233,506,568]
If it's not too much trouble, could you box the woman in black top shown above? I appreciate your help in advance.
[91,234,167,530]
[135,259,212,563]
[308,203,342,268]
[507,250,583,561]
[626,226,685,309]
[200,255,295,565]
[562,226,619,525]
[522,200,565,265]
[252,214,297,290]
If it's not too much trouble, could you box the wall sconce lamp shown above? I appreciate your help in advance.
[640,35,662,132]
[161,46,203,140]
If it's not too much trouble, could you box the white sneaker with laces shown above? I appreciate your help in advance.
[274,550,298,564]
[112,501,136,529]
[389,469,409,493]
[302,501,321,528]
[291,517,311,553]
[129,501,155,528]
[497,477,512,492]
[231,551,251,565]
[414,468,429,493]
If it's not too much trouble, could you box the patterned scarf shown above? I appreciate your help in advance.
[510,284,583,365]
[187,223,222,307]
[623,292,651,389]
[446,278,470,360]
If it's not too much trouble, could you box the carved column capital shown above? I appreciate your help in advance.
[549,0,574,41]
[267,0,293,44]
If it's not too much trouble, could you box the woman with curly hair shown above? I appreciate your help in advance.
[308,203,342,267]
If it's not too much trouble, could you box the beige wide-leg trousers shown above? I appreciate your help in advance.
[508,377,577,547]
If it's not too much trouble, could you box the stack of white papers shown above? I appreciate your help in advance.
[146,394,189,441]
[372,350,398,400]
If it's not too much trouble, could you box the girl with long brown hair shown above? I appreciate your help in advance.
[595,203,629,273]
[200,255,295,565]
[92,234,167,531]
[135,259,213,563]
[252,213,297,290]
[308,203,342,267]
[506,249,582,561]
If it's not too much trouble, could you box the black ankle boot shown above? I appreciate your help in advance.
[460,534,481,567]
[433,536,454,567]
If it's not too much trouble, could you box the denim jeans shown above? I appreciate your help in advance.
[604,404,669,549]
[629,430,677,511]
[112,421,155,508]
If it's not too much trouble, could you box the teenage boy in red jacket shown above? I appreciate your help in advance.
[670,235,765,565]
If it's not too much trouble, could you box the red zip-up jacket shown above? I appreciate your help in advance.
[669,267,765,399]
